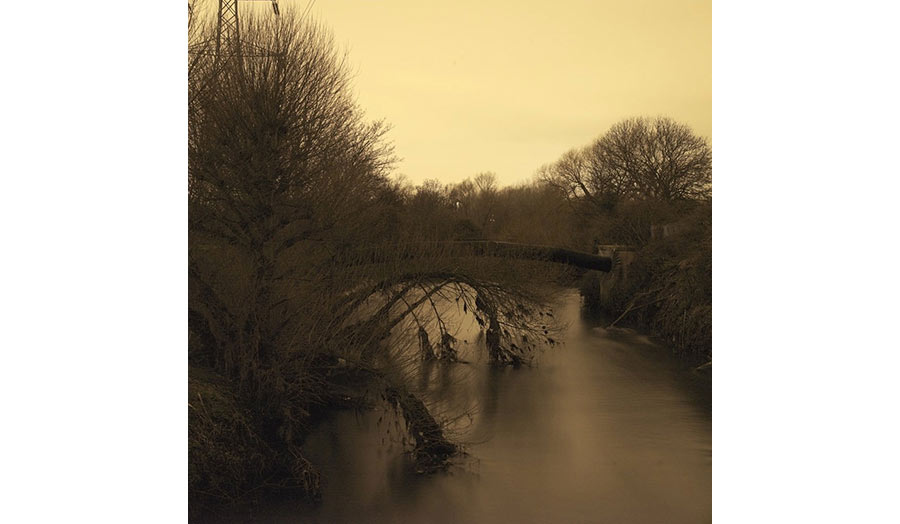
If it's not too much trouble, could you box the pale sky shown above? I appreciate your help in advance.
[251,0,711,186]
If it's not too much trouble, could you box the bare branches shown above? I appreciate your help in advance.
[539,116,712,212]
[189,11,395,260]
[595,117,711,201]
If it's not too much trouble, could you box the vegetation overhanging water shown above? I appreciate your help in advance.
[202,290,711,523]
[188,7,711,520]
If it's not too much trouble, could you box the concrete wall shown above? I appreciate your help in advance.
[650,223,684,240]
[595,245,636,303]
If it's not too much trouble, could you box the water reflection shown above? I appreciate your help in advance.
[266,290,711,523]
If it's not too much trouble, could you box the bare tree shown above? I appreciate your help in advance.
[538,145,625,216]
[593,116,711,201]
[189,11,396,387]
[540,117,711,212]
[472,172,499,230]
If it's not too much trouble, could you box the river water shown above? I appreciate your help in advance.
[254,289,710,523]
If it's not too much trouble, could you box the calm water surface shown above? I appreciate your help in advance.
[249,289,710,523]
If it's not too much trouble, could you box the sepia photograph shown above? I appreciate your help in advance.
[4,1,899,523]
[188,1,710,522]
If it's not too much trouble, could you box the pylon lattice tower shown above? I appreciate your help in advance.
[215,0,280,57]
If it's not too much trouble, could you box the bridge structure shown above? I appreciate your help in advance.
[346,241,614,272]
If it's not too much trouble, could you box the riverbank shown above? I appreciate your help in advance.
[218,290,711,523]
[191,288,711,521]
[188,353,459,520]
[188,365,323,517]
[578,204,712,372]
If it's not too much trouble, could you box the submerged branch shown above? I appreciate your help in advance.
[384,385,457,473]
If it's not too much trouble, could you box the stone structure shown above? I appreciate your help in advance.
[594,244,637,303]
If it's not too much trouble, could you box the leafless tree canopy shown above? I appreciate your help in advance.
[540,116,711,211]
[189,14,395,252]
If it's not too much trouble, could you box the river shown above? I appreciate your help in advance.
[241,289,710,523]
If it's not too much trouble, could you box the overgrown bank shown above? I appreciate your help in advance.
[188,367,322,510]
[579,202,712,369]
[531,116,713,371]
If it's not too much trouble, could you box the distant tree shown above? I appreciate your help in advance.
[471,172,499,231]
[593,117,711,201]
[405,179,454,239]
[488,181,584,248]
[473,171,498,194]
[445,172,500,232]
[538,147,620,215]
[540,117,711,211]
[448,179,476,219]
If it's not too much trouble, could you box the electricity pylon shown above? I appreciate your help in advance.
[215,0,280,57]
[188,0,281,124]
[189,0,280,59]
